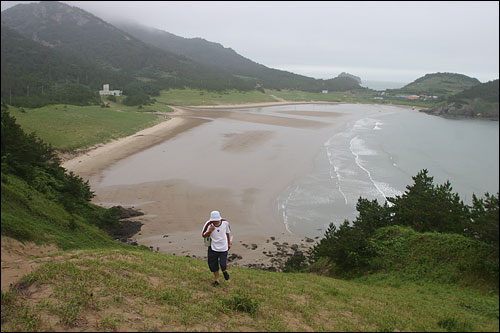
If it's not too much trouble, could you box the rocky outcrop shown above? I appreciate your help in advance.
[337,72,362,84]
[421,103,498,120]
[105,206,144,246]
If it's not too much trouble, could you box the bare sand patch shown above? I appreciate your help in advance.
[222,131,274,153]
[1,236,60,290]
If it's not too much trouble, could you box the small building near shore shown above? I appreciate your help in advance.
[99,84,122,96]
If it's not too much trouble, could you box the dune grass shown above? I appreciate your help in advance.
[1,246,498,332]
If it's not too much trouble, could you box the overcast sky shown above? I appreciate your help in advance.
[2,1,499,84]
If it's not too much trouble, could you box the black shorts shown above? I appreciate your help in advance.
[207,247,228,272]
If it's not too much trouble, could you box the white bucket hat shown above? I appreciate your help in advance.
[209,210,222,221]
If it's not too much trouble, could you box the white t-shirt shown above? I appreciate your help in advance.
[202,220,231,252]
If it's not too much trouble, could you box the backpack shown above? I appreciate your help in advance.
[203,220,233,247]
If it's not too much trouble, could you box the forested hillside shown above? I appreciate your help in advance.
[113,21,327,92]
[1,2,224,81]
[1,1,365,108]
[422,79,499,119]
[0,1,256,107]
[388,72,481,96]
[1,24,131,107]
[451,79,499,103]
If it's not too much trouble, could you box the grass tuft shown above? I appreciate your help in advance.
[220,290,260,316]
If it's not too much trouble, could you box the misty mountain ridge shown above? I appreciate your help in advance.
[1,1,362,94]
[3,0,495,116]
[110,20,362,92]
[0,1,229,81]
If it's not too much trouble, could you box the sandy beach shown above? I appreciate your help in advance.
[62,101,393,269]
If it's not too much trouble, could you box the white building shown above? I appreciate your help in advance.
[99,84,122,96]
[322,90,328,94]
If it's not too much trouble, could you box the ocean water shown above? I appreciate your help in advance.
[278,109,499,238]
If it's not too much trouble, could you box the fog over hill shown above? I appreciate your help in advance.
[1,1,363,95]
[3,1,497,83]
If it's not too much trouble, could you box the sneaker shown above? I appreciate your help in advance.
[212,281,220,287]
[223,271,230,281]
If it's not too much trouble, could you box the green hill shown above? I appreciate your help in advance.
[1,2,212,80]
[1,1,365,108]
[1,1,255,99]
[1,24,135,107]
[422,79,499,120]
[388,72,481,97]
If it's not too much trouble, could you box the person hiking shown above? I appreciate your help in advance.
[201,210,232,286]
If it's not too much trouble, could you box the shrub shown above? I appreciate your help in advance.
[221,290,259,316]
[283,252,308,272]
[311,221,376,276]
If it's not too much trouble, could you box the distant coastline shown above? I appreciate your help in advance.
[420,104,499,121]
[361,80,407,91]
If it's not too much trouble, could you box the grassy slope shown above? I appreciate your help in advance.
[366,226,497,289]
[394,75,479,96]
[7,102,165,151]
[1,173,127,251]
[155,88,278,106]
[2,247,498,332]
[1,173,498,331]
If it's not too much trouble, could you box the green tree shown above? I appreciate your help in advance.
[122,92,151,106]
[310,220,375,275]
[467,192,499,246]
[352,198,392,234]
[1,109,57,179]
[387,169,470,234]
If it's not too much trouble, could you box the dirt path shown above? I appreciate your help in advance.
[269,94,287,102]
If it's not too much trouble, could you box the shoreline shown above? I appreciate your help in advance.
[59,100,419,169]
[59,100,336,166]
[61,114,209,180]
[61,102,397,270]
[180,100,341,110]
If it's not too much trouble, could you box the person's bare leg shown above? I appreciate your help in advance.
[214,271,219,283]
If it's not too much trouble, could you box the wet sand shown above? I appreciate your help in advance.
[63,102,391,269]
